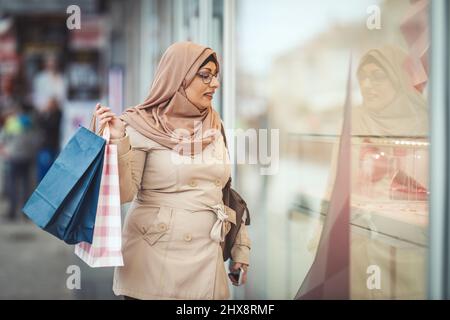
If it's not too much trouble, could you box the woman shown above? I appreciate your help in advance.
[95,42,251,300]
[350,45,428,299]
[309,45,428,299]
[353,45,428,137]
[351,46,428,299]
[352,45,428,201]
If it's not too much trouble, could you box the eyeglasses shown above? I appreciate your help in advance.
[358,71,389,85]
[197,71,219,85]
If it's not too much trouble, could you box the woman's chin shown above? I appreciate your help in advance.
[199,99,212,109]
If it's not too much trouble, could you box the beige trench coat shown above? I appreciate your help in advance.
[110,125,251,300]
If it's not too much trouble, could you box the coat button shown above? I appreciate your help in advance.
[184,234,192,242]
[158,223,167,232]
[215,179,221,187]
[189,180,197,187]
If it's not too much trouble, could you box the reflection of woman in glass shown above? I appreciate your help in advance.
[354,45,427,136]
[309,45,429,299]
[350,46,429,299]
[353,45,428,201]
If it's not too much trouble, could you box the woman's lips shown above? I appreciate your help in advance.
[204,93,213,99]
[363,92,378,100]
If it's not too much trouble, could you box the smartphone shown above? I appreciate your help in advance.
[228,267,244,286]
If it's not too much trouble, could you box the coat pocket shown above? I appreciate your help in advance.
[141,206,173,246]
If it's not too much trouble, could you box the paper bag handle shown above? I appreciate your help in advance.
[90,106,111,143]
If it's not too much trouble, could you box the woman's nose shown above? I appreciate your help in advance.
[210,76,220,89]
[361,78,372,89]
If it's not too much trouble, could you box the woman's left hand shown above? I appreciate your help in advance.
[229,262,248,286]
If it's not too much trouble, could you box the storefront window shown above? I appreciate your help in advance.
[235,0,429,299]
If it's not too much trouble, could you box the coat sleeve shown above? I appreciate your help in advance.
[231,223,251,265]
[109,125,148,204]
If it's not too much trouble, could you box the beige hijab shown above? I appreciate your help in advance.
[120,41,222,155]
[353,45,428,137]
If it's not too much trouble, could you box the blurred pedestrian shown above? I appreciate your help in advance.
[35,97,62,182]
[0,105,35,221]
[0,75,20,127]
[0,75,22,199]
[32,53,66,112]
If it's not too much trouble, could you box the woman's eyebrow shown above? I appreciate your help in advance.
[200,67,218,74]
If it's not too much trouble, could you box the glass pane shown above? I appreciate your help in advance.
[235,0,429,299]
[173,0,200,42]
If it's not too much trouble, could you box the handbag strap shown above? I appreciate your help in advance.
[220,123,232,186]
[220,123,228,149]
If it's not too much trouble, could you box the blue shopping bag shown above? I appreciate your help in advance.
[23,126,106,244]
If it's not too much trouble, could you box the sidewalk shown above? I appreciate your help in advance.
[0,206,118,299]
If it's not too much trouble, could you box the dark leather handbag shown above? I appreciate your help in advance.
[220,125,251,261]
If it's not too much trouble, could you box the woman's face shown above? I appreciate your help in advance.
[185,61,220,109]
[358,62,397,110]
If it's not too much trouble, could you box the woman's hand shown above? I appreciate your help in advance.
[229,262,248,286]
[95,103,125,140]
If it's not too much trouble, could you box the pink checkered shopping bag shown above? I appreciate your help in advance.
[75,124,124,267]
